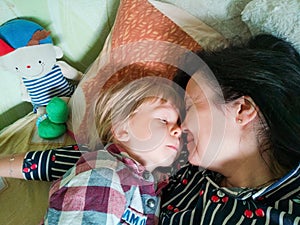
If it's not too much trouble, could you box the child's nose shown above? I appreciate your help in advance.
[171,125,182,137]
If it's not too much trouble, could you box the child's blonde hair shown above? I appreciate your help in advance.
[92,76,184,147]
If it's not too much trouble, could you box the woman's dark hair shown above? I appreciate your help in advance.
[175,34,300,172]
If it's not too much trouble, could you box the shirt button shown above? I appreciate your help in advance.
[143,171,151,180]
[146,199,156,209]
[217,190,225,197]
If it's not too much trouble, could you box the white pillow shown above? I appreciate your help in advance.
[241,0,300,53]
[149,0,229,50]
[154,0,253,44]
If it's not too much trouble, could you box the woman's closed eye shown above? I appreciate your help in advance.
[185,104,192,112]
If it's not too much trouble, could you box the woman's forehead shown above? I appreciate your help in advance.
[185,79,206,99]
[185,77,218,105]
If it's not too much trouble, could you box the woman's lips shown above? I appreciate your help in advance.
[186,135,194,144]
[186,135,195,151]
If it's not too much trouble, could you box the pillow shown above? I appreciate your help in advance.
[154,0,253,44]
[241,0,300,53]
[149,0,229,51]
[69,0,206,144]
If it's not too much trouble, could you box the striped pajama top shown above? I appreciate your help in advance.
[22,64,75,109]
[159,163,300,225]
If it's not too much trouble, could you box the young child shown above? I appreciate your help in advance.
[40,76,183,225]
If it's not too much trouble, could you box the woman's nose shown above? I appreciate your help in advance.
[180,119,188,133]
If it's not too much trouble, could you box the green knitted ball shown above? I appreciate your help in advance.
[46,97,69,123]
[38,117,67,139]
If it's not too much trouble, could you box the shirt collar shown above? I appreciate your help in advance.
[203,162,300,203]
[252,162,300,203]
[105,143,171,194]
[105,143,147,176]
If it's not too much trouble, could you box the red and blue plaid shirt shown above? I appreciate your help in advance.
[43,143,160,225]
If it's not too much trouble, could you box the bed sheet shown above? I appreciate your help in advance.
[0,113,76,225]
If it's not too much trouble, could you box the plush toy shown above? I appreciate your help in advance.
[0,18,83,139]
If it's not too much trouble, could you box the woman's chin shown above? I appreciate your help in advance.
[187,151,201,166]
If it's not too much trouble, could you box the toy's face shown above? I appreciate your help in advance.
[0,44,62,79]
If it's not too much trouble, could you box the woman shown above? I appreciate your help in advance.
[160,35,300,224]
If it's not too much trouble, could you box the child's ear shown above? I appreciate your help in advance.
[235,96,258,125]
[112,123,129,142]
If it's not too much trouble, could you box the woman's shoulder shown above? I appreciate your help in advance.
[160,164,300,225]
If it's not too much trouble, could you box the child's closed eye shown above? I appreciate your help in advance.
[159,118,168,124]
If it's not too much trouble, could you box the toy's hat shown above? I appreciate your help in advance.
[0,18,52,56]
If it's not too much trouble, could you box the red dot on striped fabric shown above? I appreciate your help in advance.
[167,205,174,211]
[173,208,180,213]
[182,179,188,185]
[23,168,30,173]
[257,196,265,201]
[244,209,254,218]
[222,196,229,203]
[211,195,220,203]
[255,208,265,217]
[30,164,37,170]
